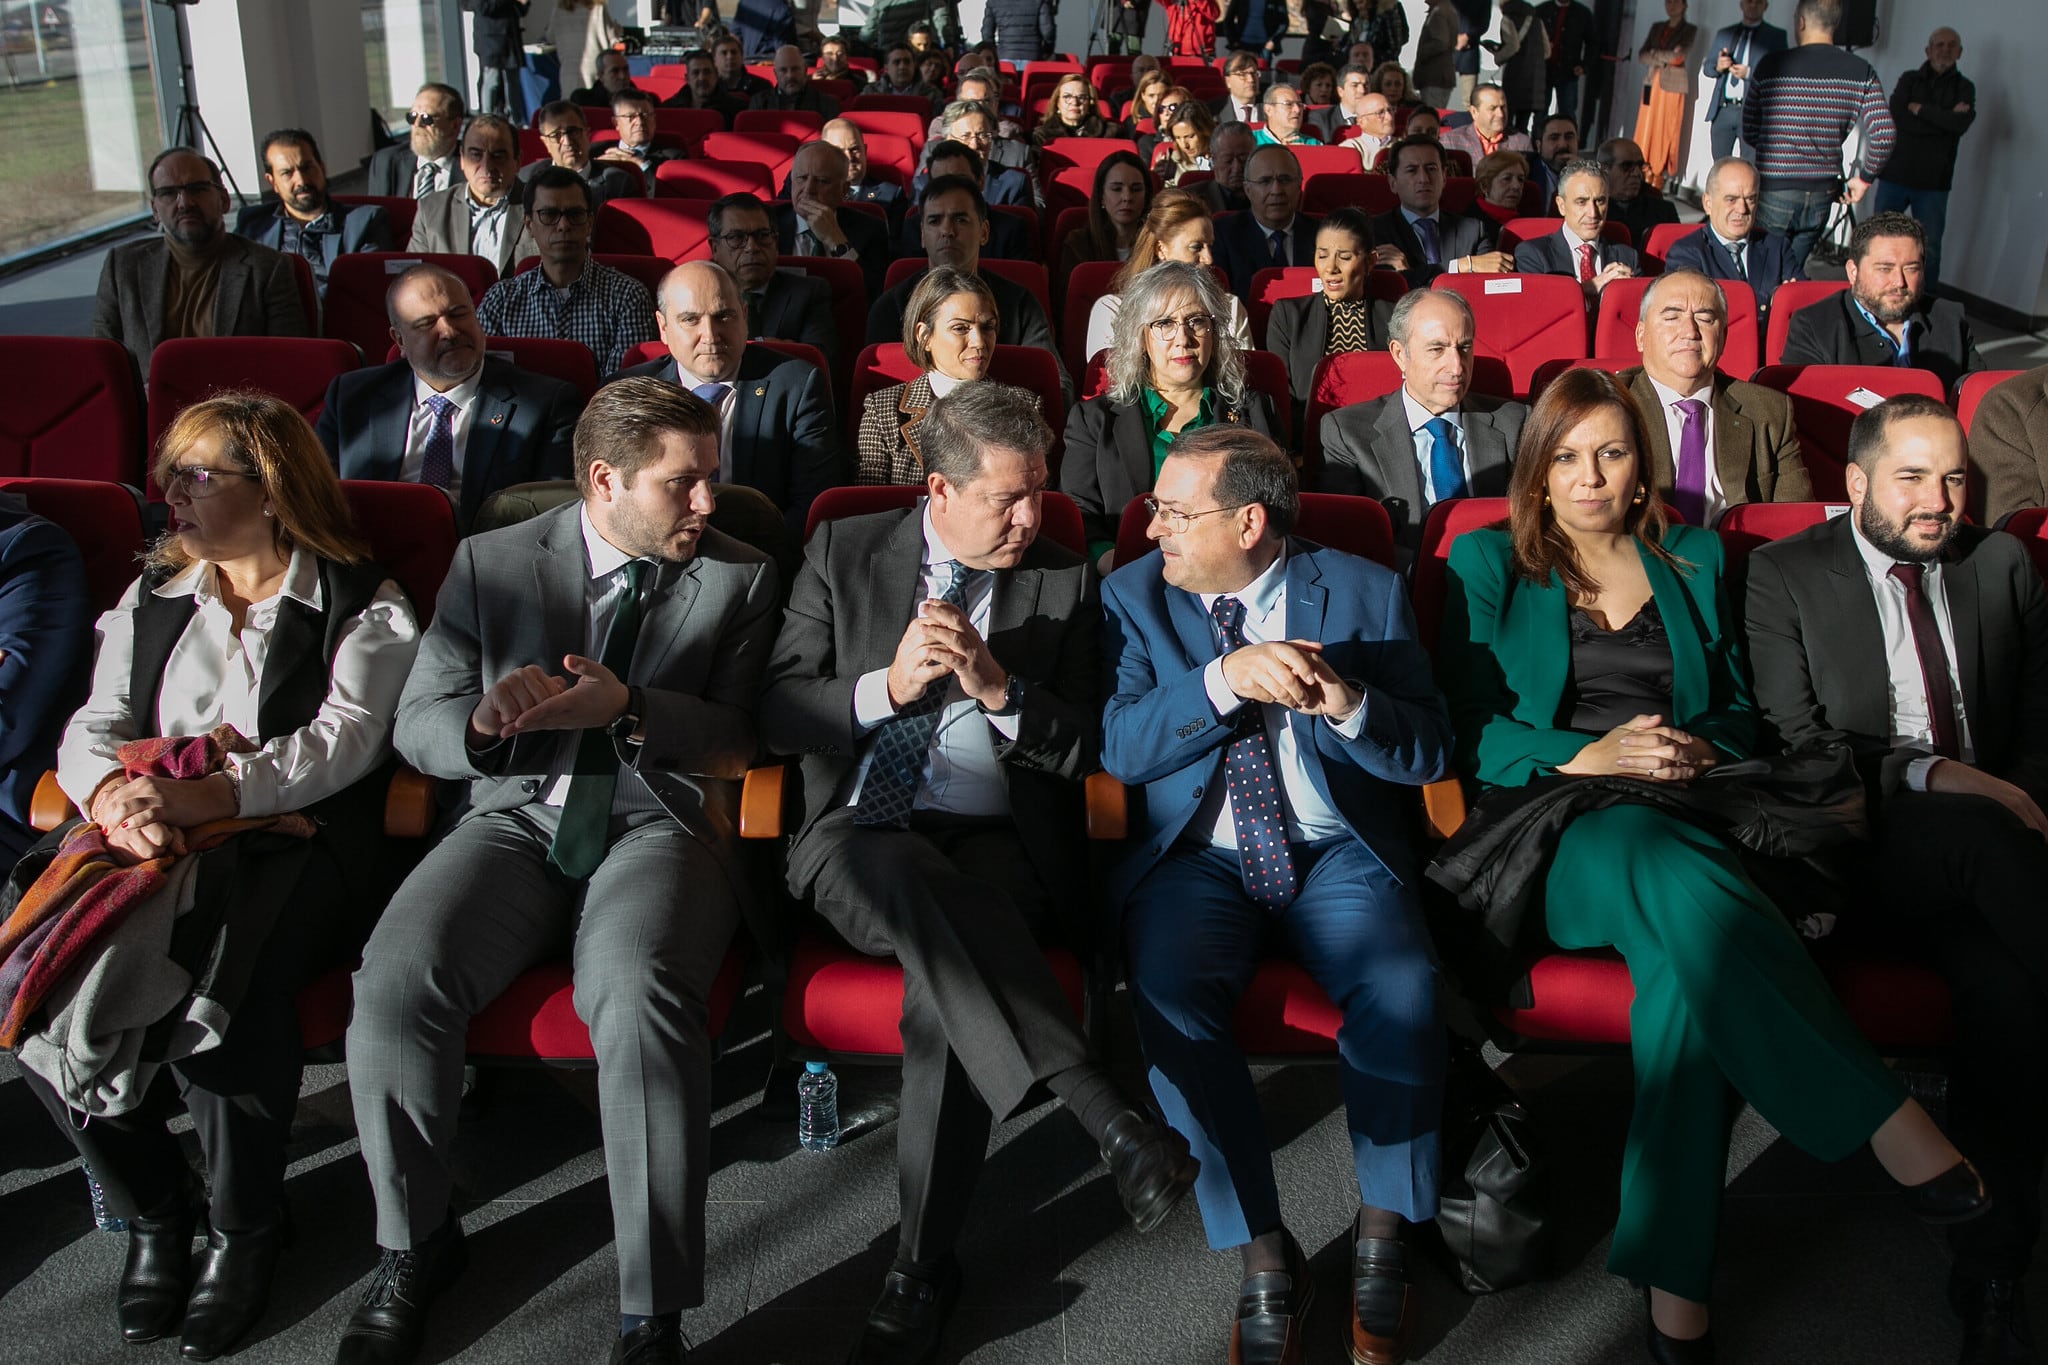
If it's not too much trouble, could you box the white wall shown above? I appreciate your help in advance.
[185,0,374,191]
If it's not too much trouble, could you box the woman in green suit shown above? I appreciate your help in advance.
[1437,368,1984,1362]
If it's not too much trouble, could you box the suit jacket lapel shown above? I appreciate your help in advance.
[1945,545,1984,724]
[1374,398,1425,509]
[533,504,587,662]
[988,559,1042,670]
[463,366,517,526]
[1631,370,1678,489]
[1712,376,1759,501]
[898,373,933,461]
[1820,517,1893,732]
[1114,401,1153,508]
[364,364,414,482]
[635,553,704,682]
[866,509,928,671]
[1166,581,1217,669]
[213,243,248,335]
[1641,541,1708,722]
[139,243,168,356]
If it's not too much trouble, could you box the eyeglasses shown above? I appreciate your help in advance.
[539,127,585,143]
[1606,158,1647,171]
[1265,99,1302,112]
[163,466,258,499]
[1246,174,1301,189]
[1146,312,1215,339]
[532,207,592,226]
[1143,497,1248,533]
[150,180,217,204]
[406,111,445,128]
[714,228,776,248]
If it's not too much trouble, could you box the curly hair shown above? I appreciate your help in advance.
[1106,261,1246,411]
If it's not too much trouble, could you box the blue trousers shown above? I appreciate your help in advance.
[1124,838,1445,1250]
[1758,185,1838,275]
[1872,180,1951,287]
[1708,100,1746,160]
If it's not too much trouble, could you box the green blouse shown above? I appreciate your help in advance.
[1141,386,1218,475]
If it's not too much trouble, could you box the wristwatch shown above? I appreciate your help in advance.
[608,686,646,743]
[977,675,1024,718]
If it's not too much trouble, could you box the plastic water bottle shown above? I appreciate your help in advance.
[796,1061,841,1151]
[84,1164,126,1232]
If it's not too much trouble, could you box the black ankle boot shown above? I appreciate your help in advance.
[118,1197,202,1344]
[179,1210,290,1361]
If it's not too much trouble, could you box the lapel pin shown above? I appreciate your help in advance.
[489,413,504,426]
[753,386,766,397]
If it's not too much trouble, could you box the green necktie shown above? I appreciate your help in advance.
[548,558,647,879]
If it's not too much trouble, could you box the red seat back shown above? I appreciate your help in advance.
[840,107,928,150]
[325,252,498,364]
[1430,273,1590,397]
[339,480,458,625]
[332,194,418,246]
[1290,144,1368,193]
[701,130,799,185]
[1592,276,1760,378]
[1998,508,2048,584]
[1957,369,2026,436]
[1413,497,1511,651]
[1439,176,1478,213]
[654,157,775,198]
[1641,221,1696,273]
[1039,137,1143,214]
[805,482,1086,556]
[1061,259,1123,380]
[0,477,145,614]
[1299,350,1515,466]
[651,106,723,153]
[1713,501,1848,577]
[731,108,823,140]
[1750,363,1947,499]
[593,198,714,259]
[862,131,918,181]
[0,336,143,484]
[1302,173,1396,217]
[147,338,361,479]
[1496,217,1632,254]
[1763,280,1849,366]
[483,336,602,398]
[290,252,319,329]
[638,76,687,104]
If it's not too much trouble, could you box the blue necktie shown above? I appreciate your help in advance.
[692,381,731,406]
[1412,215,1442,267]
[419,393,457,491]
[1268,227,1288,269]
[1895,319,1921,368]
[1425,417,1466,501]
[1211,596,1297,909]
[854,561,973,829]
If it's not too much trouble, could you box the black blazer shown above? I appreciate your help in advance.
[1264,291,1396,415]
[616,343,847,532]
[1512,229,1640,279]
[774,205,891,301]
[750,268,841,376]
[1213,210,1322,299]
[1778,291,1984,393]
[0,496,89,864]
[1058,388,1279,549]
[1369,209,1500,289]
[314,357,582,530]
[1745,517,2048,807]
[233,202,396,283]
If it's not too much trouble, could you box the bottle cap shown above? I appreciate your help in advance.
[805,1060,831,1074]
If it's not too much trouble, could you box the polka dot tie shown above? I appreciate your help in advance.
[853,561,973,829]
[1211,596,1298,909]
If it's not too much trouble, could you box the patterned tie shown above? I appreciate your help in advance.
[1211,596,1298,909]
[1576,242,1595,284]
[1425,417,1466,501]
[1268,227,1288,269]
[1726,238,1747,279]
[1412,215,1442,267]
[1888,563,1961,759]
[419,394,457,491]
[854,561,973,829]
[413,159,437,198]
[548,559,648,879]
[1672,398,1708,525]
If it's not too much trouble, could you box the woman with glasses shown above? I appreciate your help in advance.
[1265,208,1397,421]
[856,268,1000,484]
[20,394,419,1359]
[1061,260,1276,567]
[1140,85,1200,170]
[1056,152,1154,298]
[1034,73,1114,144]
[1082,190,1253,367]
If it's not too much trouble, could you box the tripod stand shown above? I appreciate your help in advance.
[152,0,242,201]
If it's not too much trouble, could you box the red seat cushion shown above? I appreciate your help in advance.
[782,931,1084,1054]
[466,951,748,1059]
[1492,950,1635,1046]
[1232,959,1341,1052]
[296,965,355,1051]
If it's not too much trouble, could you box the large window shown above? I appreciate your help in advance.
[0,0,162,265]
[362,0,451,134]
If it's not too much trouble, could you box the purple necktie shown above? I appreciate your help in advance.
[1672,398,1707,525]
[1212,596,1298,909]
[419,394,457,491]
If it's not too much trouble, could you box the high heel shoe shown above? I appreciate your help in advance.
[1644,1289,1716,1364]
[1904,1158,1994,1226]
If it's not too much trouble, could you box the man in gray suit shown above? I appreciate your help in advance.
[407,114,536,276]
[339,378,780,1365]
[1318,290,1527,562]
[92,147,308,376]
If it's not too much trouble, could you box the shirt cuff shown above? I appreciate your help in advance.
[1203,656,1247,719]
[986,710,1021,741]
[1325,687,1370,739]
[1905,753,1944,792]
[852,667,896,732]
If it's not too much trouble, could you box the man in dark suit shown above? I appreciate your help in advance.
[1661,156,1803,310]
[759,382,1196,1365]
[619,261,844,533]
[1210,50,1266,126]
[706,192,840,373]
[520,102,637,208]
[1214,145,1321,299]
[750,44,842,118]
[235,129,394,297]
[315,264,581,530]
[568,49,644,107]
[1700,0,1789,159]
[934,106,1037,210]
[594,90,691,187]
[1745,395,2048,1365]
[905,142,1033,259]
[776,140,891,302]
[1318,290,1525,561]
[92,148,308,376]
[342,377,778,1365]
[1596,137,1680,253]
[1369,136,1512,290]
[1529,112,1579,202]
[472,0,529,120]
[660,50,746,126]
[1780,212,1983,390]
[1534,0,1595,126]
[822,118,908,234]
[366,82,465,199]
[1191,123,1255,216]
[0,493,89,866]
[1623,270,1810,523]
[712,33,770,98]
[1512,158,1639,301]
[1102,425,1453,1365]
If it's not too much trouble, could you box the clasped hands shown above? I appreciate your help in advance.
[886,601,1007,711]
[1221,640,1361,721]
[89,770,238,865]
[468,655,629,747]
[1559,713,1718,781]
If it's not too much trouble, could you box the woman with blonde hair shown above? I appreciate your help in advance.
[856,268,1000,485]
[1080,188,1252,366]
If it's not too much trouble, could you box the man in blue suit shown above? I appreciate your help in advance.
[0,492,90,865]
[1700,0,1788,160]
[1662,157,1803,310]
[1099,426,1453,1365]
[234,129,393,298]
[314,264,582,531]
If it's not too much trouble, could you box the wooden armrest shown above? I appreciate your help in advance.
[384,767,438,840]
[30,771,76,833]
[1084,770,1127,841]
[739,763,787,839]
[1421,777,1467,840]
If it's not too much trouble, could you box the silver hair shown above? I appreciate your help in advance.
[1636,268,1729,324]
[1106,261,1246,409]
[942,100,993,128]
[1556,157,1609,191]
[1703,155,1756,196]
[920,381,1053,486]
[1386,287,1474,347]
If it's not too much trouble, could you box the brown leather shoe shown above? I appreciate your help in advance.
[1228,1234,1312,1365]
[1348,1237,1416,1365]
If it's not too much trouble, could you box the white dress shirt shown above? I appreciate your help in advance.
[1194,550,1369,849]
[1401,387,1477,506]
[1643,372,1729,526]
[1850,515,1975,788]
[413,153,458,199]
[57,549,421,818]
[925,369,964,398]
[399,365,485,503]
[848,505,1023,817]
[672,360,742,481]
[469,194,511,266]
[1561,224,1608,274]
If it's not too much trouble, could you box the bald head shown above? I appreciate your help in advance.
[820,119,867,181]
[1926,27,1962,72]
[773,45,808,93]
[789,140,849,208]
[386,265,484,387]
[655,261,746,383]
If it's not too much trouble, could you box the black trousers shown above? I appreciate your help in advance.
[24,839,363,1232]
[1861,791,2048,1281]
[789,807,1091,1264]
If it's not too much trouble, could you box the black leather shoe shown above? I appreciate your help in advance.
[1906,1159,1995,1226]
[1348,1237,1415,1365]
[1645,1290,1716,1365]
[1229,1234,1313,1365]
[334,1215,468,1365]
[610,1318,689,1364]
[118,1199,202,1344]
[1099,1110,1199,1234]
[180,1214,289,1361]
[846,1256,960,1365]
[1954,1277,2037,1365]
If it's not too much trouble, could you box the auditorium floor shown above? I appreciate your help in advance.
[0,984,2031,1365]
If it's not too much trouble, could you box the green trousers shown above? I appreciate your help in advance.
[1543,805,1907,1301]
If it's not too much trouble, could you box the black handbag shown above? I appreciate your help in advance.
[1430,1046,1554,1294]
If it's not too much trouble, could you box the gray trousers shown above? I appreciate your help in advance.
[346,807,738,1314]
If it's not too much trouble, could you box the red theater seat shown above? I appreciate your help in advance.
[654,157,775,198]
[325,252,498,363]
[732,108,824,140]
[1641,222,1698,274]
[1591,276,1759,377]
[146,337,361,477]
[463,951,747,1060]
[340,480,458,623]
[701,130,799,185]
[1301,172,1396,217]
[1763,280,1848,367]
[1290,144,1369,192]
[1496,217,1632,254]
[1431,273,1591,397]
[0,336,143,484]
[1956,369,2025,435]
[0,477,146,614]
[593,197,714,259]
[1040,137,1143,214]
[1750,364,1947,499]
[844,96,933,128]
[782,933,1084,1054]
[1712,500,1846,577]
[1526,356,1639,401]
[648,106,722,153]
[1413,497,1510,651]
[1244,267,1407,350]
